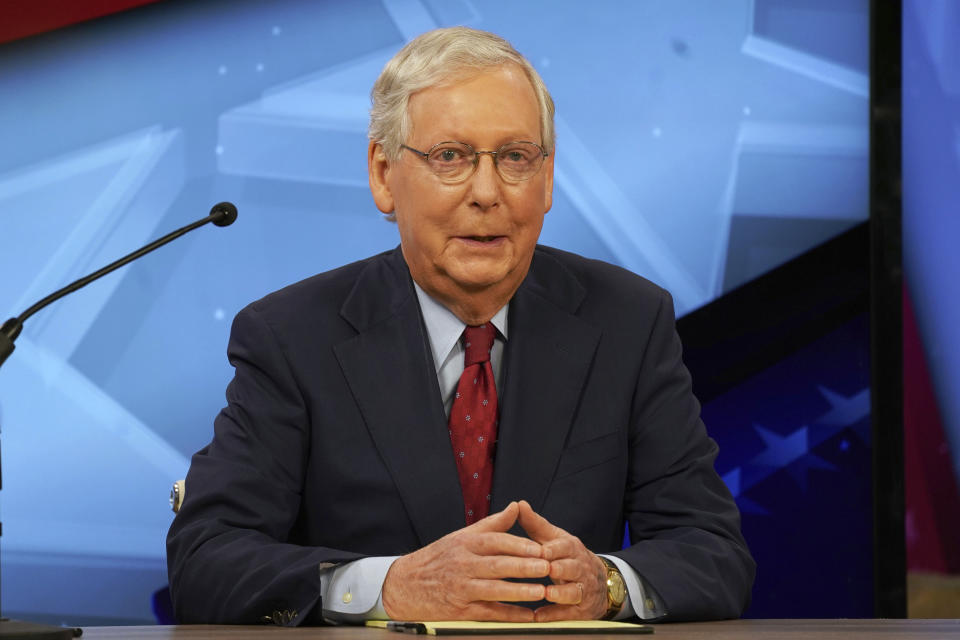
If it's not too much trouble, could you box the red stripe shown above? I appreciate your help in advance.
[904,282,960,572]
[0,0,165,45]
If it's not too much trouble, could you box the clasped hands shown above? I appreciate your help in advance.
[381,500,611,622]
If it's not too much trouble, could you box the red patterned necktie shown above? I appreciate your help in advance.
[448,323,498,525]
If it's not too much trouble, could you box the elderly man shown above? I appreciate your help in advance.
[166,27,754,626]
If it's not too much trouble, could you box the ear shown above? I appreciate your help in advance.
[542,149,555,214]
[368,141,395,214]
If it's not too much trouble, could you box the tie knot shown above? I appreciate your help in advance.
[463,324,495,366]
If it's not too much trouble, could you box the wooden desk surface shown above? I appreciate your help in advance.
[78,619,960,639]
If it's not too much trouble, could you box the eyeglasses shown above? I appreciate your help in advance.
[400,140,548,183]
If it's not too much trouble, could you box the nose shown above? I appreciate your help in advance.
[468,152,501,211]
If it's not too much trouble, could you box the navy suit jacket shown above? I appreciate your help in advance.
[166,245,754,625]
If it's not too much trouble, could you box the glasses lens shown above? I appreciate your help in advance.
[496,142,544,181]
[426,142,474,181]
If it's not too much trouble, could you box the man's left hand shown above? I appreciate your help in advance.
[516,500,610,621]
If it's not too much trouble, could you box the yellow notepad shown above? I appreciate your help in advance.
[365,620,654,635]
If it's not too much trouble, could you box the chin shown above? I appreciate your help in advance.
[441,259,505,285]
[445,265,511,289]
[451,275,504,291]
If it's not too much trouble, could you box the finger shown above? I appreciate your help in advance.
[534,603,589,622]
[471,501,520,533]
[541,536,578,561]
[548,557,584,582]
[544,581,584,606]
[517,500,564,543]
[463,602,536,623]
[471,555,551,580]
[466,531,542,558]
[465,578,546,603]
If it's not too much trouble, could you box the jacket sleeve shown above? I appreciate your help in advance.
[612,289,756,620]
[166,304,365,625]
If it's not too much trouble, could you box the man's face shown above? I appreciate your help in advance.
[369,64,554,312]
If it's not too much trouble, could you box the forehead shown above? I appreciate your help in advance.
[406,65,541,145]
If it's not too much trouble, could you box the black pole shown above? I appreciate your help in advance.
[869,0,906,619]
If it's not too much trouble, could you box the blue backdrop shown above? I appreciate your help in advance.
[903,0,960,495]
[0,0,868,624]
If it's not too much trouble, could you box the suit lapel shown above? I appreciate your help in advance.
[491,250,601,514]
[334,249,464,547]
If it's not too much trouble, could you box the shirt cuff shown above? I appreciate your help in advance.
[598,554,665,620]
[319,556,399,623]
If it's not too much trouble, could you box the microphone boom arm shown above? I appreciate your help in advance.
[0,201,237,370]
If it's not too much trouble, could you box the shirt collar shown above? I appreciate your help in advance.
[413,282,509,372]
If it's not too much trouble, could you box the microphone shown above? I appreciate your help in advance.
[0,200,236,637]
[0,201,238,370]
[210,200,238,227]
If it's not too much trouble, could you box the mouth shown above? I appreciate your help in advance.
[457,236,507,251]
[455,235,506,249]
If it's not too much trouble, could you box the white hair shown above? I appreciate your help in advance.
[369,26,555,161]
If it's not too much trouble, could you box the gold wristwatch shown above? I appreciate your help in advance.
[600,557,627,619]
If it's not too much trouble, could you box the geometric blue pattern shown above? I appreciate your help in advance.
[706,313,873,617]
[723,386,869,507]
[0,0,869,625]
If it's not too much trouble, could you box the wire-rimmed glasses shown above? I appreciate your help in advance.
[400,140,548,183]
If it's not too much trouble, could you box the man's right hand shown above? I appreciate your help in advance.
[381,501,550,621]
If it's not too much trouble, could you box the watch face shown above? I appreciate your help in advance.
[607,569,626,605]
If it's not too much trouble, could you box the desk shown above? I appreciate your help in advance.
[77,620,960,639]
